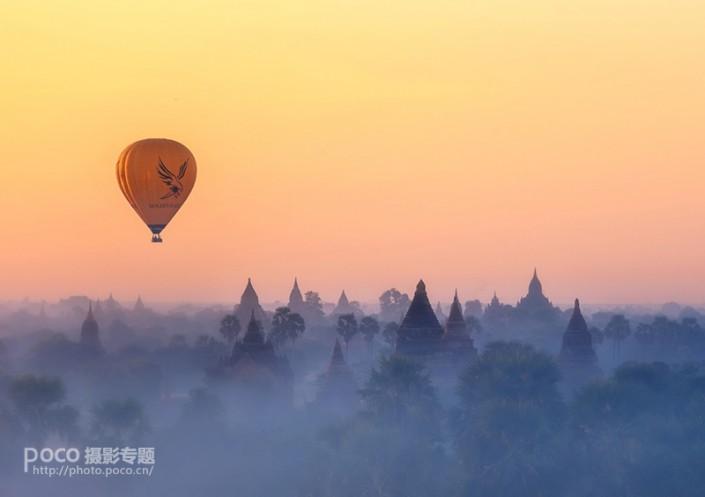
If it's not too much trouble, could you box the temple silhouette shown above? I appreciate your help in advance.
[287,278,306,317]
[315,338,358,413]
[514,269,561,321]
[225,310,293,403]
[558,299,601,390]
[234,278,268,331]
[394,280,476,363]
[80,301,102,350]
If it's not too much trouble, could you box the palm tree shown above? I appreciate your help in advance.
[269,307,306,349]
[604,314,631,360]
[219,314,241,351]
[336,314,358,356]
[359,316,380,358]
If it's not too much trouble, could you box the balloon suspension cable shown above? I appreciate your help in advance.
[151,234,163,243]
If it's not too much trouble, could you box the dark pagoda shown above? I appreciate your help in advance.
[442,290,477,362]
[515,269,560,321]
[395,280,444,358]
[287,278,306,316]
[333,290,356,316]
[316,339,357,413]
[558,299,601,389]
[80,301,102,350]
[228,311,293,402]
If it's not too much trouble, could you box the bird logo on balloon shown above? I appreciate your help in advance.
[157,158,188,200]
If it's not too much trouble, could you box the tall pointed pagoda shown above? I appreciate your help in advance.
[287,278,306,316]
[80,301,102,350]
[558,299,601,388]
[228,310,293,400]
[395,280,444,358]
[442,290,477,361]
[333,290,356,315]
[134,295,146,312]
[234,278,267,330]
[105,293,121,311]
[435,301,446,323]
[316,339,357,412]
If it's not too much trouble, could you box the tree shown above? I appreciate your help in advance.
[604,314,631,359]
[178,388,227,433]
[379,288,410,322]
[8,374,79,442]
[359,316,380,356]
[382,322,399,347]
[304,291,325,321]
[452,341,567,497]
[193,335,228,367]
[464,299,483,318]
[465,315,483,338]
[168,333,188,348]
[358,355,441,435]
[337,314,358,355]
[269,307,306,348]
[635,322,654,346]
[589,326,605,347]
[219,314,241,350]
[90,398,149,445]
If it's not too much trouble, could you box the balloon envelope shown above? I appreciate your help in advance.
[116,138,197,242]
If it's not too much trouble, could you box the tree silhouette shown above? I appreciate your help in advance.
[304,291,325,321]
[604,314,631,359]
[90,398,149,445]
[336,314,358,356]
[358,355,441,435]
[452,341,567,497]
[8,374,78,443]
[379,288,410,322]
[178,388,226,435]
[359,316,380,357]
[382,322,399,347]
[269,307,306,348]
[219,314,241,350]
[464,299,483,318]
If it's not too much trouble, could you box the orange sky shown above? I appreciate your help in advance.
[1,0,704,306]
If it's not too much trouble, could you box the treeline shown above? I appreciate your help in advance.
[304,342,705,497]
[2,341,704,496]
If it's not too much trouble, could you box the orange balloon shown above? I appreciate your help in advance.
[116,138,197,242]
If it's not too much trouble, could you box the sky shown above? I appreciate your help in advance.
[1,0,704,306]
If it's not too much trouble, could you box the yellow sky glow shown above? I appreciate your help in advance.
[1,0,704,306]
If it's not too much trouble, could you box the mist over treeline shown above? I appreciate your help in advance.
[1,277,705,496]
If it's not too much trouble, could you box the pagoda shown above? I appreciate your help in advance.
[287,278,306,316]
[515,269,560,321]
[394,280,444,358]
[333,290,356,315]
[435,302,446,323]
[316,339,357,412]
[80,301,102,350]
[558,299,601,389]
[234,278,268,330]
[442,290,477,362]
[228,311,293,400]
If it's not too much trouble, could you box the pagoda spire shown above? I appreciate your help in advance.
[243,310,265,345]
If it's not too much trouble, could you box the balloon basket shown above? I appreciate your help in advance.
[151,234,163,243]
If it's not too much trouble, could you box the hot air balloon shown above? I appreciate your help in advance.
[116,138,197,242]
